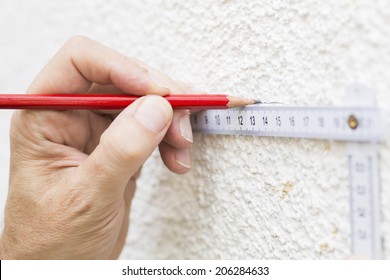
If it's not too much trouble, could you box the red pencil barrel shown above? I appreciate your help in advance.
[0,94,229,110]
[165,94,229,109]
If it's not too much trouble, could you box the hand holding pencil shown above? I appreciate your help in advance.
[0,36,195,259]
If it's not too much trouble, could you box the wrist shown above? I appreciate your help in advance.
[0,234,9,259]
[0,232,14,259]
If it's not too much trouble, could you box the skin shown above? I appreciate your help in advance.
[0,36,193,259]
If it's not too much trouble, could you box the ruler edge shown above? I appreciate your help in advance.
[348,142,382,259]
[191,105,382,143]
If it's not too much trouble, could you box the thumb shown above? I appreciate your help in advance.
[78,95,173,196]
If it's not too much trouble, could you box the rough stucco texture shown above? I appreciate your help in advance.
[0,0,389,259]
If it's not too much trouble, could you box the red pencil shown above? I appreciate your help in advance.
[0,94,260,110]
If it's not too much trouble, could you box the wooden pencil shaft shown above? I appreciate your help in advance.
[0,94,255,110]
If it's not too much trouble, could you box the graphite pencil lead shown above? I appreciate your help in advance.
[226,96,258,108]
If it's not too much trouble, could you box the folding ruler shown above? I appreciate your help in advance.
[190,85,384,259]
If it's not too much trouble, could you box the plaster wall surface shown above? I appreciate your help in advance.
[0,0,389,259]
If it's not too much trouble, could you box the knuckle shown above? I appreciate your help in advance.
[100,131,144,163]
[60,186,93,217]
[121,57,149,75]
[128,56,145,66]
[62,36,94,56]
[140,66,149,75]
[65,35,91,47]
[131,58,150,73]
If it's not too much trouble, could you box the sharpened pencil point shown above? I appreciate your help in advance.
[254,100,262,104]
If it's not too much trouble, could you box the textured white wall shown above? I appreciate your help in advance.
[0,0,389,259]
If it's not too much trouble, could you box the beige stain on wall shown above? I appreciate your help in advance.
[281,181,294,201]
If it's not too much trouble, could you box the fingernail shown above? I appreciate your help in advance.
[134,96,172,132]
[179,113,193,143]
[148,85,170,95]
[175,148,191,169]
[147,72,171,95]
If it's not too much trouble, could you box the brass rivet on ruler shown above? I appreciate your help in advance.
[348,115,358,129]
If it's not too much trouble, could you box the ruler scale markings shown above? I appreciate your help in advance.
[369,156,375,258]
[191,105,380,142]
[191,91,383,259]
[347,143,381,259]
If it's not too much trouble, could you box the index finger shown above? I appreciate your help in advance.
[27,36,170,96]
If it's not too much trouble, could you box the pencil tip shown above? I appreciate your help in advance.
[253,99,262,104]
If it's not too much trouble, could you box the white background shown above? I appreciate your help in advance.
[0,0,389,259]
[2,260,390,279]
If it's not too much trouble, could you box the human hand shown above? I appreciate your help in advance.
[0,36,193,259]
